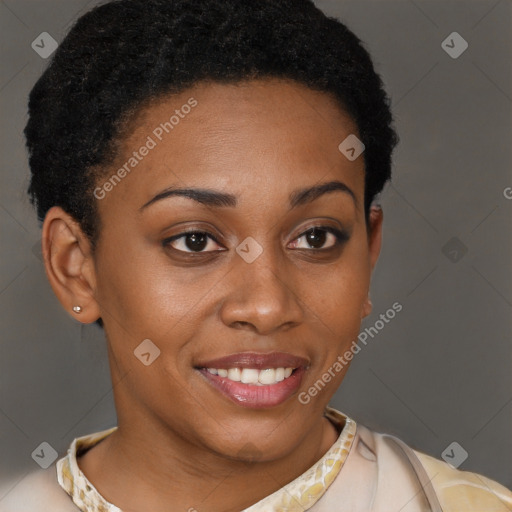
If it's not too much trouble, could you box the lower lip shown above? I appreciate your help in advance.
[198,367,305,409]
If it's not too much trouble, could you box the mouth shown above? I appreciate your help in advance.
[195,352,308,409]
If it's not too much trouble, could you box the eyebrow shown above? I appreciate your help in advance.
[139,180,357,212]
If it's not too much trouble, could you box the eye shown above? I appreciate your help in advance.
[288,226,348,250]
[163,231,224,253]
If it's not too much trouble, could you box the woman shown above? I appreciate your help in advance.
[5,0,511,510]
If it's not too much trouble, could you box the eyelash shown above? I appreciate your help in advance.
[162,226,349,254]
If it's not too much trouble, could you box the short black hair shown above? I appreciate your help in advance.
[25,0,398,343]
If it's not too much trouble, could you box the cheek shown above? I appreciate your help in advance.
[94,238,222,365]
[300,244,370,336]
[95,233,172,321]
[94,248,204,402]
[296,251,370,400]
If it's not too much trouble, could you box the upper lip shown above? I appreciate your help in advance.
[196,351,309,370]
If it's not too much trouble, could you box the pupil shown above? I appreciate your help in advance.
[306,228,326,248]
[186,233,207,251]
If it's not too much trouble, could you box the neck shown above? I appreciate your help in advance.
[77,410,340,512]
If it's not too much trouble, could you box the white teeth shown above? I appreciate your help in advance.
[227,368,241,381]
[241,368,259,384]
[205,367,295,385]
[258,368,276,384]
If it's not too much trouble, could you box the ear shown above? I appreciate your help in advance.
[41,206,101,323]
[361,204,383,318]
[367,204,383,271]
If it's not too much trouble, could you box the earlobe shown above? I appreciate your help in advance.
[361,293,372,318]
[41,206,101,323]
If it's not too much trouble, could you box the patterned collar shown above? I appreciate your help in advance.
[57,407,357,511]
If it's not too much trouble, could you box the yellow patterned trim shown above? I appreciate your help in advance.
[56,426,120,512]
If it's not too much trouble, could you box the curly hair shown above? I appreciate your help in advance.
[25,0,398,247]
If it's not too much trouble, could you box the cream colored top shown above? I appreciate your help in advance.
[2,407,511,511]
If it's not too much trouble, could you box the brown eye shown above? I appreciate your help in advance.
[305,228,327,249]
[163,231,224,253]
[288,226,348,250]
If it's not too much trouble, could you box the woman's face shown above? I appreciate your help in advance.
[70,78,382,460]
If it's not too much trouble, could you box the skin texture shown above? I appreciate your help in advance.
[42,78,383,512]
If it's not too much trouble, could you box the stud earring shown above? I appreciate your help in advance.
[72,305,82,314]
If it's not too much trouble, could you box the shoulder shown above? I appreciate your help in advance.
[366,424,512,512]
[317,410,512,512]
[1,426,119,512]
[0,464,79,512]
[413,449,512,512]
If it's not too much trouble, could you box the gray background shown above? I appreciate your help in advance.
[1,0,511,499]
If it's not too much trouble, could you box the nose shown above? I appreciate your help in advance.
[219,253,304,336]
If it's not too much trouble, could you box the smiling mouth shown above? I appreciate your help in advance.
[202,367,297,385]
[196,365,306,409]
[194,351,308,408]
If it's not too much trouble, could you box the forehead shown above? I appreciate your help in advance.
[97,78,365,214]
